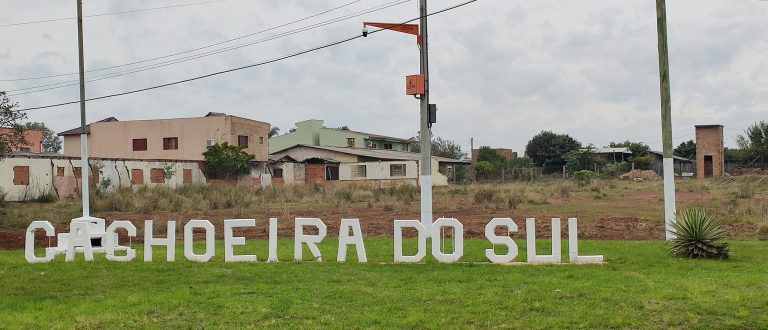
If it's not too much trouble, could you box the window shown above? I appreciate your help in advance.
[73,167,82,179]
[131,169,144,185]
[259,136,264,145]
[150,168,165,184]
[13,166,29,185]
[206,139,216,147]
[371,143,377,149]
[400,144,408,151]
[351,165,366,178]
[390,164,406,177]
[384,143,393,150]
[326,166,340,181]
[273,168,284,178]
[238,135,249,147]
[183,169,192,184]
[57,167,65,176]
[132,138,148,151]
[346,138,355,148]
[163,137,178,150]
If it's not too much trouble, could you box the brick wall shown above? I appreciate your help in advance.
[13,166,29,185]
[131,169,144,185]
[695,125,724,179]
[150,168,166,183]
[305,164,326,185]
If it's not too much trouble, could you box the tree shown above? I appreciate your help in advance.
[202,142,255,180]
[564,145,602,173]
[410,133,465,160]
[0,92,27,159]
[674,140,696,160]
[269,127,280,138]
[524,131,581,173]
[608,140,650,158]
[22,122,61,153]
[737,121,768,163]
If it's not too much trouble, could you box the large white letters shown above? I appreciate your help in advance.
[224,219,257,262]
[484,217,519,264]
[184,220,215,262]
[526,218,562,264]
[337,218,367,263]
[431,218,464,263]
[66,221,94,262]
[393,220,427,263]
[144,220,176,262]
[568,218,604,264]
[267,218,279,262]
[294,218,327,261]
[105,221,137,262]
[25,221,55,263]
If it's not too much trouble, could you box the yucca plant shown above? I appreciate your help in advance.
[668,208,730,259]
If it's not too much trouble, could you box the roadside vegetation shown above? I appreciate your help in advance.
[2,175,766,240]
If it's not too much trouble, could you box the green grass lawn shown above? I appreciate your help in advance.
[1,239,766,328]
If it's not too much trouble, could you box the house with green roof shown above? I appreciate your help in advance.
[269,119,415,153]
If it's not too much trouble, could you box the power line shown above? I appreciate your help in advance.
[5,0,409,96]
[0,0,364,82]
[0,0,233,28]
[13,0,479,113]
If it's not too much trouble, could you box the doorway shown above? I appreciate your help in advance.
[704,155,713,178]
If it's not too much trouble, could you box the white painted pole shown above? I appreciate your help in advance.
[655,0,676,240]
[418,0,432,233]
[76,0,90,218]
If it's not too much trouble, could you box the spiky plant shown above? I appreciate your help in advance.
[668,208,730,259]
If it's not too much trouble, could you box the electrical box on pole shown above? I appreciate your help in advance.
[428,104,437,126]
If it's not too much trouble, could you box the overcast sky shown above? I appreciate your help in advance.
[1,0,766,155]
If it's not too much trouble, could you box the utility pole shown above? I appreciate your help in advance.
[655,0,676,240]
[418,0,432,232]
[76,0,91,219]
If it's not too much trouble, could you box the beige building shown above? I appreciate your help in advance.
[59,113,270,161]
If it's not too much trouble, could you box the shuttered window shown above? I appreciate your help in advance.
[390,164,406,177]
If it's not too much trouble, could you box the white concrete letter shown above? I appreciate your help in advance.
[337,218,367,263]
[224,219,257,262]
[294,218,327,261]
[184,220,215,262]
[431,218,464,263]
[393,220,427,263]
[105,221,137,262]
[144,220,176,262]
[267,217,279,262]
[66,221,94,262]
[484,217,519,264]
[526,218,562,264]
[568,218,604,264]
[25,221,55,263]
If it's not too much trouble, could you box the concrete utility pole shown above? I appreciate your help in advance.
[77,0,91,219]
[655,0,676,240]
[418,0,433,232]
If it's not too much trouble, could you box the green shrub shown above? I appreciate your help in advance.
[668,208,730,259]
[573,170,595,187]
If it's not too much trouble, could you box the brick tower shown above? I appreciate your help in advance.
[695,125,724,179]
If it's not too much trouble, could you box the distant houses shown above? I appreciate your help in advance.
[58,112,270,162]
[0,127,44,153]
[269,119,415,153]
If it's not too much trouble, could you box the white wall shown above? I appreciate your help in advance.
[0,155,206,201]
